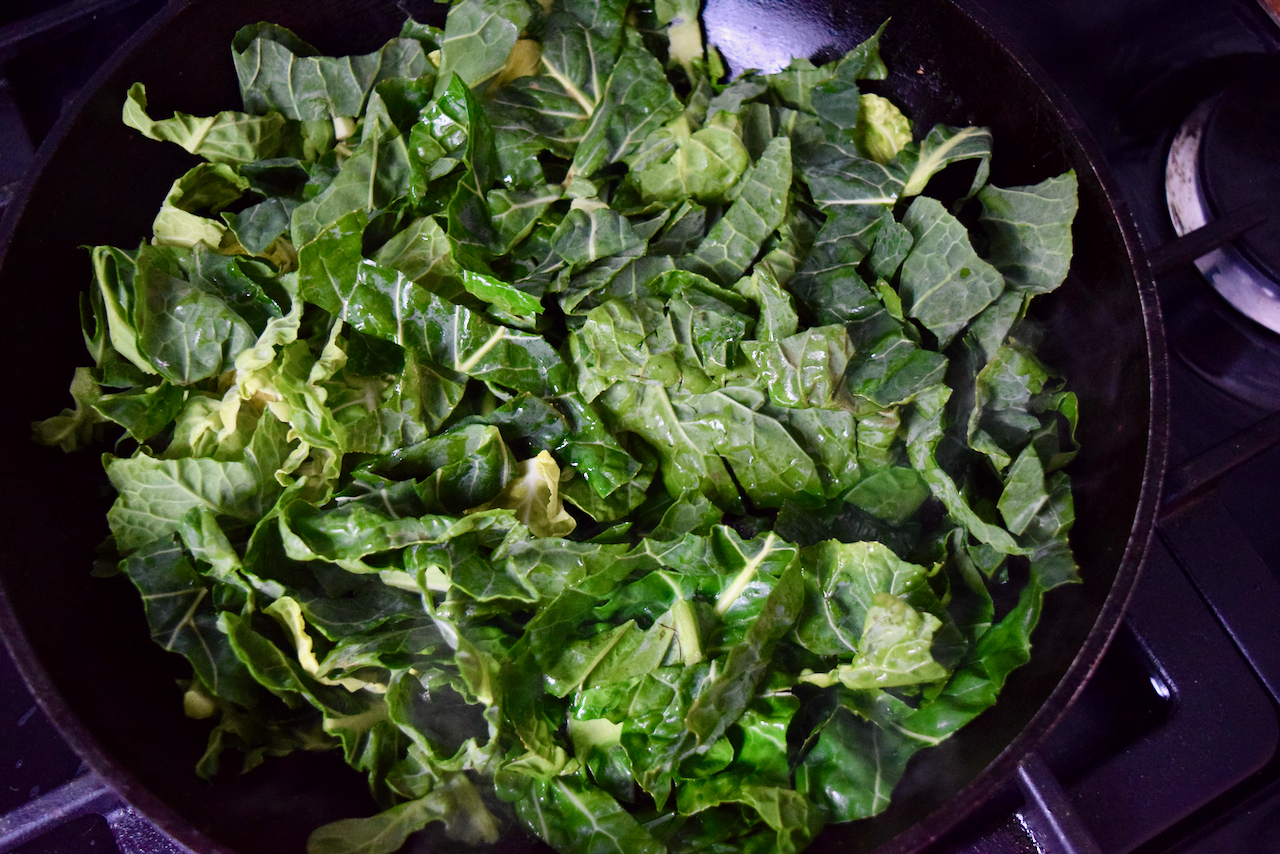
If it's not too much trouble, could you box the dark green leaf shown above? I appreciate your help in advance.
[514,774,665,854]
[685,135,792,285]
[121,536,259,706]
[570,42,684,178]
[898,196,1004,347]
[978,171,1079,294]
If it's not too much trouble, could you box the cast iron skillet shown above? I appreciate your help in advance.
[0,0,1167,851]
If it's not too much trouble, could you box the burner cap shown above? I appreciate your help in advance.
[1199,76,1280,284]
[1166,66,1280,335]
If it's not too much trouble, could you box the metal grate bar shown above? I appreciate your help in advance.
[1147,200,1271,277]
[1016,753,1104,854]
[0,772,120,853]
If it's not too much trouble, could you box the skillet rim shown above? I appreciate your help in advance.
[0,0,1169,851]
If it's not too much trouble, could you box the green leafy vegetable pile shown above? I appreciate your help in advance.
[35,0,1083,852]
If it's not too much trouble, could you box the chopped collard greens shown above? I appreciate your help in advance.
[35,1,1082,852]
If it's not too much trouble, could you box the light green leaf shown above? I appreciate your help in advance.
[742,324,855,410]
[433,0,534,97]
[232,24,428,120]
[468,450,575,538]
[805,592,948,689]
[123,83,289,165]
[106,412,291,553]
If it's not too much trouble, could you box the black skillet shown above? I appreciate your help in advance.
[0,0,1167,851]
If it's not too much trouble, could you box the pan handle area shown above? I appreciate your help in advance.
[1016,754,1102,854]
[0,772,189,854]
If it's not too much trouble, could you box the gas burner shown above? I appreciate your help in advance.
[1166,72,1280,333]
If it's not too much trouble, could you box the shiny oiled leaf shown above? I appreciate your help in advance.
[468,450,576,538]
[793,540,934,658]
[633,119,751,204]
[734,266,799,341]
[844,466,930,525]
[299,236,569,395]
[844,319,948,408]
[668,385,826,508]
[534,0,628,112]
[570,42,684,178]
[514,775,665,854]
[805,593,948,690]
[370,422,511,490]
[283,501,516,567]
[64,12,1089,854]
[569,297,702,401]
[901,568,1049,742]
[732,692,801,785]
[554,392,644,498]
[742,324,855,410]
[786,204,883,325]
[549,205,645,270]
[762,404,860,499]
[131,250,258,385]
[290,121,414,247]
[459,269,543,315]
[371,216,470,302]
[599,381,739,510]
[488,186,563,254]
[795,705,919,822]
[998,445,1048,535]
[685,555,804,745]
[603,384,828,515]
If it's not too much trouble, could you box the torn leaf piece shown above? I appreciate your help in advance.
[801,592,948,690]
[468,450,575,538]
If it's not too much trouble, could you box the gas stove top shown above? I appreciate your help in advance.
[1,1,1278,853]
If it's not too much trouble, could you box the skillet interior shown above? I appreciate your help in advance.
[0,0,1164,851]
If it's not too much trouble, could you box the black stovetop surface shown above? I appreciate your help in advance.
[2,1,1279,853]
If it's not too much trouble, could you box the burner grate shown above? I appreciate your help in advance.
[1198,74,1280,284]
[1165,92,1280,334]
